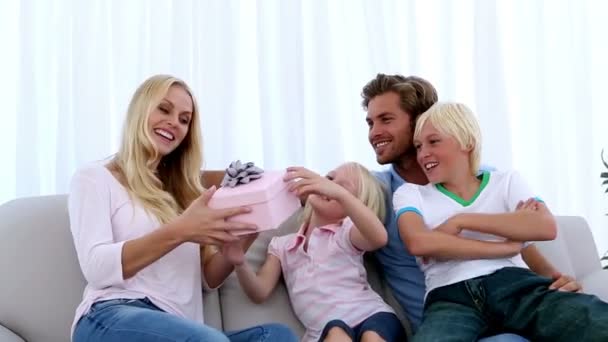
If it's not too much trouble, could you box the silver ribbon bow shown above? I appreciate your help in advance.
[220,160,264,188]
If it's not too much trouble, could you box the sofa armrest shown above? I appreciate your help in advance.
[580,269,608,302]
[536,216,602,280]
[0,325,25,342]
[555,216,602,279]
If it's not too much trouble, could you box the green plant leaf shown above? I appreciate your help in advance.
[602,150,608,216]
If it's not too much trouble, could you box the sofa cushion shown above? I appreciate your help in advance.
[0,325,25,342]
[203,290,223,330]
[0,195,85,342]
[580,270,608,302]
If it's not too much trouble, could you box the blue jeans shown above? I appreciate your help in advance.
[413,267,608,342]
[73,298,299,342]
[478,334,528,342]
[319,311,406,342]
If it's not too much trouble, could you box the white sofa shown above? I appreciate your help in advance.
[0,194,606,342]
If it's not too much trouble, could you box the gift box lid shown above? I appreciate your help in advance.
[209,170,293,208]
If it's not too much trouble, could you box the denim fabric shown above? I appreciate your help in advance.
[319,312,406,342]
[73,298,298,342]
[373,165,495,331]
[376,167,539,342]
[478,334,528,342]
[413,267,608,342]
[225,323,298,342]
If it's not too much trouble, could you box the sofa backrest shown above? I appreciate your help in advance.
[0,195,85,342]
[0,191,601,342]
[0,195,222,342]
[535,216,601,279]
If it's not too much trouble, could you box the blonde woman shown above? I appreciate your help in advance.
[69,75,298,342]
[394,102,608,341]
[223,162,406,342]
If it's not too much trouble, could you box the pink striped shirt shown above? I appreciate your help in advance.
[268,219,394,342]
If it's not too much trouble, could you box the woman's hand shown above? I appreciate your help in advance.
[284,166,348,200]
[176,186,257,246]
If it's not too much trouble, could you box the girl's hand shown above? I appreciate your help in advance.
[284,166,348,200]
[176,186,258,246]
[221,233,259,266]
[222,240,246,265]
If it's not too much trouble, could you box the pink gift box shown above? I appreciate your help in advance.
[207,170,301,235]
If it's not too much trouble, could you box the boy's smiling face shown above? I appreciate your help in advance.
[414,122,470,184]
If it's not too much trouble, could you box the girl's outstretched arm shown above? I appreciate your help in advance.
[203,232,258,289]
[221,236,283,304]
[233,254,282,304]
[284,166,387,251]
[338,193,388,251]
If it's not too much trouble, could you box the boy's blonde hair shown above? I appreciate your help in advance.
[113,74,204,224]
[414,102,482,176]
[300,162,386,225]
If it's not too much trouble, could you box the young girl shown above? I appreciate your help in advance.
[69,74,298,342]
[223,162,406,342]
[394,102,608,341]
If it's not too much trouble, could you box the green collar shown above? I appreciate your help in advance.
[435,171,490,207]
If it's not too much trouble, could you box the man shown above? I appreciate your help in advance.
[362,74,580,340]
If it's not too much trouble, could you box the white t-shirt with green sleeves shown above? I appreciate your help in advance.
[393,170,538,297]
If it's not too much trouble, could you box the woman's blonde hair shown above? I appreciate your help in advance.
[300,162,386,225]
[113,74,204,224]
[414,102,482,176]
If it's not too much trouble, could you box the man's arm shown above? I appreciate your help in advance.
[398,212,522,259]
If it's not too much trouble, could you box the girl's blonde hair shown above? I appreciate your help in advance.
[113,74,204,224]
[300,162,386,225]
[414,102,482,176]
